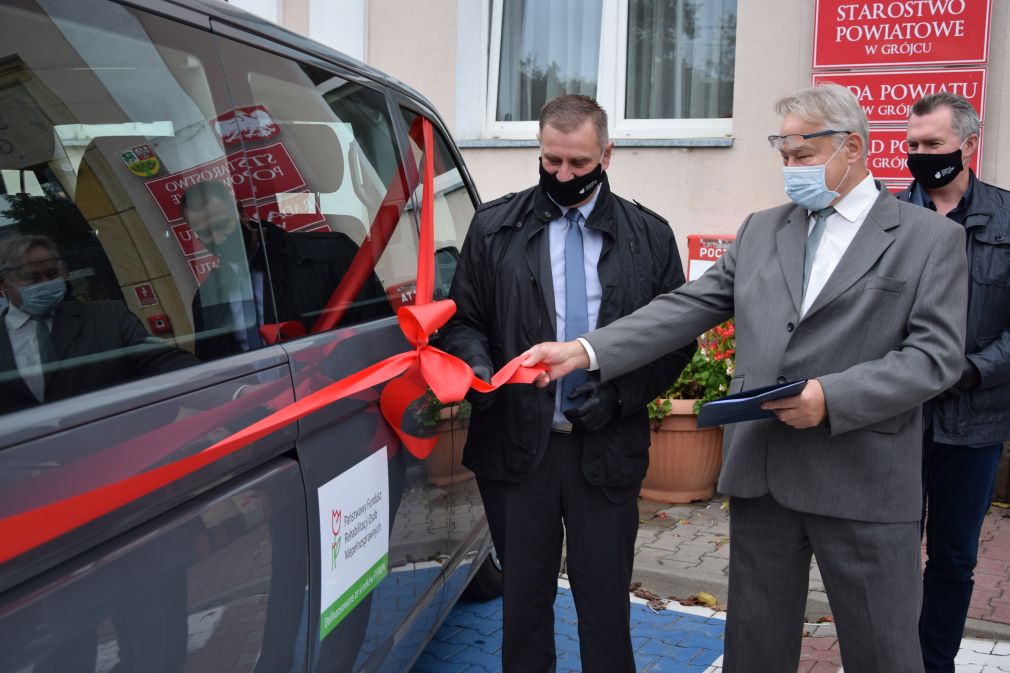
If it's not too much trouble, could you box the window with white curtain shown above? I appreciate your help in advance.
[484,0,737,140]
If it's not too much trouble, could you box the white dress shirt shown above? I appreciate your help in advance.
[549,187,603,427]
[4,304,53,401]
[801,173,879,317]
[579,174,881,371]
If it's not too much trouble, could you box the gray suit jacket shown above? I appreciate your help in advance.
[585,185,967,522]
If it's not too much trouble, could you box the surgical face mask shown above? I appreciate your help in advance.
[782,141,850,212]
[538,157,604,207]
[18,277,65,316]
[906,140,966,189]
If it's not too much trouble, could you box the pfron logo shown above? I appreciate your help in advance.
[935,166,955,179]
[331,509,342,570]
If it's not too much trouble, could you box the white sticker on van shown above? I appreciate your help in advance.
[317,447,389,640]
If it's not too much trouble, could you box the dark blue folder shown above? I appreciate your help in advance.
[696,380,808,428]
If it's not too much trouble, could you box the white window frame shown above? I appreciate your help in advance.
[472,0,733,142]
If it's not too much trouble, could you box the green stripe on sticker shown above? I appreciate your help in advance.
[319,553,389,640]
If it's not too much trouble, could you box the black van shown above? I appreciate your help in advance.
[0,1,499,671]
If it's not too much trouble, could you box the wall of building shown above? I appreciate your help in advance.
[239,0,1010,258]
[366,0,1010,254]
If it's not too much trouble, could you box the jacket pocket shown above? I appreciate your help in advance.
[971,237,1010,286]
[865,275,905,293]
[729,375,745,395]
[969,382,1010,412]
[864,414,903,435]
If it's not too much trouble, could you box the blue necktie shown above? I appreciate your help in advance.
[561,209,589,410]
[802,206,835,299]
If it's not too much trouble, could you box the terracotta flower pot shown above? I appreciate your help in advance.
[641,399,723,504]
[424,418,474,486]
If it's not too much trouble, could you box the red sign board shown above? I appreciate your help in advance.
[812,68,986,124]
[133,283,159,307]
[214,105,279,147]
[187,255,220,285]
[687,234,735,282]
[246,192,327,232]
[171,222,206,257]
[813,0,992,68]
[145,142,307,223]
[867,127,981,182]
[385,280,417,311]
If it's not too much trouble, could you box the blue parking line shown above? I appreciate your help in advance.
[412,586,725,673]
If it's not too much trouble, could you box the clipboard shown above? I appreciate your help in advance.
[696,380,808,428]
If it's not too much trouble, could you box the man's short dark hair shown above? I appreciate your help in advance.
[179,180,236,219]
[538,95,609,153]
[910,92,980,142]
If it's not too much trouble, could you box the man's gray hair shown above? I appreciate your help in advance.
[0,234,61,278]
[775,84,870,159]
[910,92,980,141]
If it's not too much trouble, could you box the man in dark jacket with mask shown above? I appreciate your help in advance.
[898,92,1010,673]
[442,94,693,673]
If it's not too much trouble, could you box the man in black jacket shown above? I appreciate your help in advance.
[899,92,1010,673]
[442,95,693,673]
[180,181,392,360]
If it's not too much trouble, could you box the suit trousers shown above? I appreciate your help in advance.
[726,494,923,673]
[476,430,639,673]
[920,434,1003,673]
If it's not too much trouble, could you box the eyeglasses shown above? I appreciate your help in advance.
[767,129,851,151]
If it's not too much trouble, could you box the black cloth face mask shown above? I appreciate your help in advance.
[538,159,604,207]
[907,148,964,189]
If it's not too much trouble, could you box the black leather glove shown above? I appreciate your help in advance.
[467,364,495,410]
[563,380,620,432]
[955,359,982,391]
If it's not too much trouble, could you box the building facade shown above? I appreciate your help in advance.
[230,0,1010,258]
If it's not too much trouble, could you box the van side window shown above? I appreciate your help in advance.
[398,109,476,299]
[214,39,414,333]
[0,0,280,416]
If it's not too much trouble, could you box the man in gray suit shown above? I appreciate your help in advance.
[523,84,968,673]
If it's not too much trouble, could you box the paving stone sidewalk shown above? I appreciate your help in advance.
[412,580,1010,673]
[630,496,1010,642]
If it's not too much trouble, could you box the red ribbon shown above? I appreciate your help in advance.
[0,119,542,565]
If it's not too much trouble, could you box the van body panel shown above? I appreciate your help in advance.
[0,1,492,671]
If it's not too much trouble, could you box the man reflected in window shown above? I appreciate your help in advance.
[0,235,197,413]
[180,180,393,360]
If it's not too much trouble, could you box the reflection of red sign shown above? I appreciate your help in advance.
[299,223,331,233]
[145,142,306,223]
[214,105,279,147]
[687,234,735,281]
[812,69,986,124]
[868,127,982,182]
[171,222,206,257]
[188,255,220,285]
[133,283,159,307]
[814,0,992,68]
[248,193,327,232]
[385,281,417,311]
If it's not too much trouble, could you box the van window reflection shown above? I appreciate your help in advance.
[179,181,393,360]
[0,235,197,413]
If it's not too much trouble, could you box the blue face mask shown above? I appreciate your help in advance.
[18,277,66,316]
[782,142,850,212]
